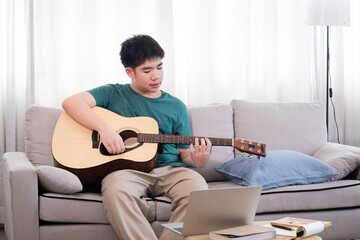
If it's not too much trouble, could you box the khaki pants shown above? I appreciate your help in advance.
[101,166,208,240]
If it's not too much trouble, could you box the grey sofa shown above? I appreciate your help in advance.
[3,99,360,240]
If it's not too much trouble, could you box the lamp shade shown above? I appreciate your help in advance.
[305,0,350,26]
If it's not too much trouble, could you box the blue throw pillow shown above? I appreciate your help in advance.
[216,150,338,190]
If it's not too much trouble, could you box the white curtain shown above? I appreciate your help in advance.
[0,0,34,224]
[173,0,317,105]
[34,0,176,107]
[0,0,32,157]
[330,0,360,146]
[33,0,316,108]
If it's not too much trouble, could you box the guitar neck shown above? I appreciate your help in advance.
[137,133,233,146]
[137,133,266,157]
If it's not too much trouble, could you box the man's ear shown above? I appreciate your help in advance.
[125,67,135,79]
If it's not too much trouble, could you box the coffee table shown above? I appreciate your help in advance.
[186,235,321,240]
[184,221,323,240]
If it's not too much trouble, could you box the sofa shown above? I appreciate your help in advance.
[3,99,360,240]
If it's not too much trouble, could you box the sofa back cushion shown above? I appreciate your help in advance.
[231,99,327,156]
[187,104,235,182]
[25,105,63,166]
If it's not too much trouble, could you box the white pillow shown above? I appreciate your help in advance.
[36,165,83,194]
[231,99,327,156]
[313,142,360,180]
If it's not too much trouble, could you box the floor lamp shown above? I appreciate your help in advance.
[305,0,350,133]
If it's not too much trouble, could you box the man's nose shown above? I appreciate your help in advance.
[151,70,160,80]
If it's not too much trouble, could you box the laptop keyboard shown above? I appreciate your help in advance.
[173,227,183,233]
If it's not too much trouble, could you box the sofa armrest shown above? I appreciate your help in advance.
[336,144,360,180]
[3,152,39,240]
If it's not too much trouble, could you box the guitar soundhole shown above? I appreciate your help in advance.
[99,130,143,156]
[121,130,138,146]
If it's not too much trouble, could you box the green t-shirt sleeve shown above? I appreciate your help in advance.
[87,84,114,107]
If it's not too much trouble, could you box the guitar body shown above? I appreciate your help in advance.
[52,107,159,183]
[52,107,267,184]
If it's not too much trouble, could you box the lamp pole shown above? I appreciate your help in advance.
[326,26,330,132]
[305,0,350,136]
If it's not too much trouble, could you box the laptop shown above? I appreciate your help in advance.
[162,186,262,236]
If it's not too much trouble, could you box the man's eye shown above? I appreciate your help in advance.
[144,70,151,73]
[157,66,163,70]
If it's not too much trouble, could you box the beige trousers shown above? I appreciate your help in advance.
[101,166,208,240]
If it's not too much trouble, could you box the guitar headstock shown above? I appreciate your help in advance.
[233,139,266,157]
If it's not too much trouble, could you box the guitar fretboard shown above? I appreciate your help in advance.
[137,133,233,146]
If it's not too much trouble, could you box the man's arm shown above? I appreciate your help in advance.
[62,92,125,154]
[178,137,212,168]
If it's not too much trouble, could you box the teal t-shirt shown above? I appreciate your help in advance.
[88,83,191,168]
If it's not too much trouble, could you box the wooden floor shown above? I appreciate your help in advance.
[0,224,7,240]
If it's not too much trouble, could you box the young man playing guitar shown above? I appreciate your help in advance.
[62,34,212,240]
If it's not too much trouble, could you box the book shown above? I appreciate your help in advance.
[271,235,322,240]
[209,224,276,240]
[269,217,332,238]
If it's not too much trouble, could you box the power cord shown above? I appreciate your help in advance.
[329,87,340,144]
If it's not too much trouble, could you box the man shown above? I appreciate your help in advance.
[62,34,212,239]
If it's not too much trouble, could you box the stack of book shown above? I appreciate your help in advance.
[209,217,331,240]
[209,224,276,240]
[268,217,332,239]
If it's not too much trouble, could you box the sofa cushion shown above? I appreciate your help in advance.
[39,225,119,240]
[187,104,235,182]
[257,180,360,213]
[313,142,360,180]
[207,180,360,214]
[128,179,360,223]
[216,150,337,190]
[37,165,83,194]
[25,105,63,166]
[231,100,327,156]
[39,192,169,223]
[39,192,109,223]
[38,179,360,227]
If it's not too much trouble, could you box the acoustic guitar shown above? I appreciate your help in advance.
[52,107,266,183]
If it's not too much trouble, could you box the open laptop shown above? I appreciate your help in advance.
[162,186,262,236]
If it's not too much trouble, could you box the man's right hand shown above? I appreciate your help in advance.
[98,125,126,154]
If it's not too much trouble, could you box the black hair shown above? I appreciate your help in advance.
[120,34,165,69]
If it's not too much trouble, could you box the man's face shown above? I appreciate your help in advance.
[126,58,164,97]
